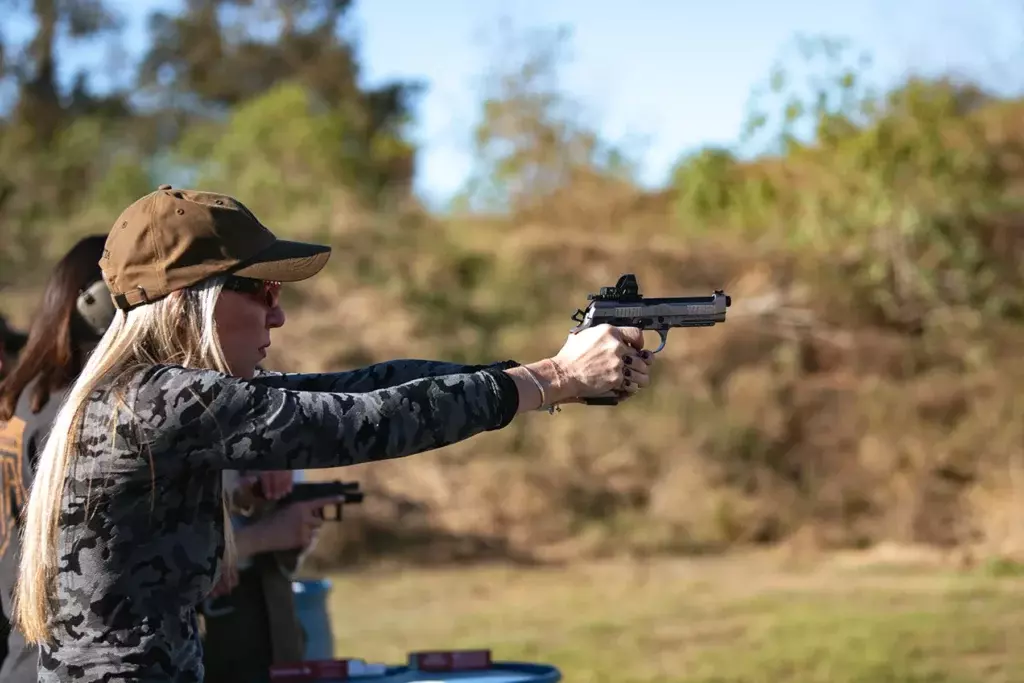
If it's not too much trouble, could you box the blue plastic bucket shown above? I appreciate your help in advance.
[366,663,562,683]
[293,662,561,683]
[292,578,334,660]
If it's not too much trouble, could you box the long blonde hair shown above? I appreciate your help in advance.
[14,276,237,643]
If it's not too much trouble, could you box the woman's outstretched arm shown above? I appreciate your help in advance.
[135,360,565,472]
[250,359,521,394]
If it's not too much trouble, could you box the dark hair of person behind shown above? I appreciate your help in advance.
[0,235,109,421]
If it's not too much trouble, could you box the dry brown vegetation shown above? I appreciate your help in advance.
[290,205,1024,570]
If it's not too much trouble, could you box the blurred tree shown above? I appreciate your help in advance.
[0,0,140,284]
[2,0,126,146]
[0,0,425,278]
[139,0,360,113]
[136,0,423,198]
[671,146,741,223]
[173,81,417,218]
[455,20,640,217]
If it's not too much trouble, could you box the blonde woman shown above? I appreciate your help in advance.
[13,185,655,682]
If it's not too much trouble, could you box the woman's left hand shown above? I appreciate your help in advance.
[256,471,294,500]
[617,347,654,400]
[552,348,655,406]
[237,470,294,501]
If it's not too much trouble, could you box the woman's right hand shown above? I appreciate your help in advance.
[252,497,341,553]
[550,324,653,400]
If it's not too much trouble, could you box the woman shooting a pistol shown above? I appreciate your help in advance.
[13,185,656,682]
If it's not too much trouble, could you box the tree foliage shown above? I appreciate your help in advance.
[670,33,1024,327]
[0,0,420,279]
[455,20,639,217]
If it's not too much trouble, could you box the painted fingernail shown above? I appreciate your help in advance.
[623,355,633,365]
[624,368,632,378]
[623,380,631,387]
[642,351,652,360]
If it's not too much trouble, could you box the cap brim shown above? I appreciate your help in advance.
[232,239,332,283]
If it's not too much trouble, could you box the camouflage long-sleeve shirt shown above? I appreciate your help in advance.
[38,359,520,682]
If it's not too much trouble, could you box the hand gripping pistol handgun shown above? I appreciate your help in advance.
[253,480,365,521]
[569,273,731,406]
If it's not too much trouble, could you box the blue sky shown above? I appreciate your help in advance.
[4,0,1023,207]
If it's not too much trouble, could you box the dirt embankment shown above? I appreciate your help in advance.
[255,223,1024,571]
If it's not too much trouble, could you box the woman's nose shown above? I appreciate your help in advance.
[267,305,286,329]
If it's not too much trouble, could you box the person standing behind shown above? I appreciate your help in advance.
[0,316,28,380]
[200,469,338,683]
[0,236,115,682]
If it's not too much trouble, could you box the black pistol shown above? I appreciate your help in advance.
[570,273,731,406]
[254,480,365,521]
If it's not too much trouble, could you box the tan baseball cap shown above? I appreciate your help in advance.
[100,184,331,311]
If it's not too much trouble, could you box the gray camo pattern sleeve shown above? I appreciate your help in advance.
[36,361,521,682]
[251,359,520,393]
[141,362,521,471]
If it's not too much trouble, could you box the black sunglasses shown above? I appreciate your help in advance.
[223,276,281,307]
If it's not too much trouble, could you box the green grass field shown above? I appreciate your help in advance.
[324,553,1024,683]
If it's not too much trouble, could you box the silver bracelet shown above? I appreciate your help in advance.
[521,366,560,414]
